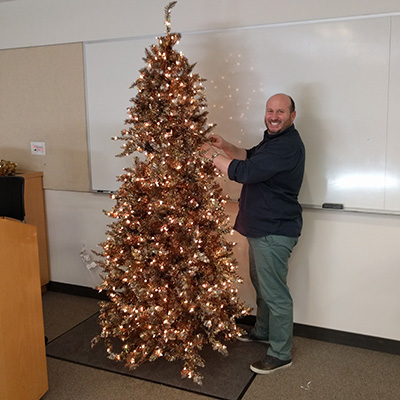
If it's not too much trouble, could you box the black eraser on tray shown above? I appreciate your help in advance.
[322,203,344,209]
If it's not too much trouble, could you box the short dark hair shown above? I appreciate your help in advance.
[288,96,295,113]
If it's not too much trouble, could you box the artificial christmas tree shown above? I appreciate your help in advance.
[92,1,249,384]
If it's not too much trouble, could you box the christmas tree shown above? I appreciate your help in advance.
[92,1,249,385]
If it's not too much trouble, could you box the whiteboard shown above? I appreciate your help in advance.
[85,16,400,212]
[385,16,400,212]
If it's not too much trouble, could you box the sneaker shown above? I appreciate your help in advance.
[250,355,292,374]
[238,330,269,344]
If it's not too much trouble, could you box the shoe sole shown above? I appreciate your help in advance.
[237,337,270,344]
[250,361,292,374]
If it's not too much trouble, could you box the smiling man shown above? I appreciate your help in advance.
[264,93,296,134]
[205,93,305,374]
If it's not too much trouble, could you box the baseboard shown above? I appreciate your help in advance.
[47,281,400,356]
[293,323,400,355]
[47,281,108,301]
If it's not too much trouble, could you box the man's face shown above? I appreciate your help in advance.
[264,94,296,134]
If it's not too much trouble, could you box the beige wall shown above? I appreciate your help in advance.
[45,190,400,341]
[1,0,400,50]
[0,43,89,191]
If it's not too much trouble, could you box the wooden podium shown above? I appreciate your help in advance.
[0,218,48,400]
[17,171,50,288]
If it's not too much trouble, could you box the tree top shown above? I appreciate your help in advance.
[164,1,177,34]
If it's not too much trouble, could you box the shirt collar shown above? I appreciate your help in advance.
[264,124,295,140]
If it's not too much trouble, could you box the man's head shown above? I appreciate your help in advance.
[264,93,296,134]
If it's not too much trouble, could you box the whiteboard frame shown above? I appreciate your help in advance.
[84,14,400,213]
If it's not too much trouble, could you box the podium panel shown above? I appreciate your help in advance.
[0,218,48,400]
[17,171,50,287]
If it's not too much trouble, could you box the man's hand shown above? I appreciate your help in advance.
[208,134,226,150]
[208,135,247,161]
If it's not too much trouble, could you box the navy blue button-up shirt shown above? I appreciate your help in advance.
[227,124,305,238]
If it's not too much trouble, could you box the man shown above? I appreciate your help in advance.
[205,93,305,374]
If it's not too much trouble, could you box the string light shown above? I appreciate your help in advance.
[91,0,250,386]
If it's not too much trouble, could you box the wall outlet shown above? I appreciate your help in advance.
[31,141,46,155]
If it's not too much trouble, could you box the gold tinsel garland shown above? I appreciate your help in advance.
[0,159,17,176]
[91,1,251,385]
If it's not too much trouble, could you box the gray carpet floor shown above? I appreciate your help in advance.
[45,313,263,399]
[41,291,400,400]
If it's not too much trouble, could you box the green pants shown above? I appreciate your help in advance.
[247,234,298,361]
